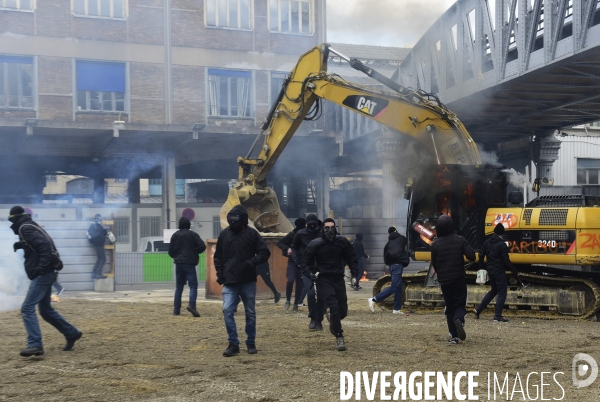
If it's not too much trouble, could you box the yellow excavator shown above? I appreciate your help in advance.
[221,43,600,319]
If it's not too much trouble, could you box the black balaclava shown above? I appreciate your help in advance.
[9,206,31,235]
[322,218,337,241]
[494,223,505,235]
[355,233,363,241]
[94,213,102,223]
[306,214,318,233]
[179,217,191,230]
[227,205,249,233]
[294,217,306,230]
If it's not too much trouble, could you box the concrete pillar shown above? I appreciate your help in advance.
[316,168,330,220]
[92,177,105,204]
[162,156,177,230]
[376,130,404,219]
[128,178,141,204]
[532,134,561,186]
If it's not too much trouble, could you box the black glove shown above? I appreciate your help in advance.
[13,242,23,252]
[216,277,225,285]
[242,260,255,270]
[303,271,318,281]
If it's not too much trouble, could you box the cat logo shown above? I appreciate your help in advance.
[342,95,389,117]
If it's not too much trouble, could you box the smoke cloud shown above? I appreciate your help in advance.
[327,0,456,47]
[503,168,528,189]
[0,222,27,312]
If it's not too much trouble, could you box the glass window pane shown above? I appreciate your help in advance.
[20,63,32,97]
[206,0,216,26]
[74,0,85,14]
[577,169,586,184]
[269,0,278,30]
[89,0,99,16]
[115,92,125,100]
[218,0,227,26]
[103,92,113,111]
[291,1,299,32]
[240,0,250,29]
[101,0,111,16]
[589,170,599,185]
[219,78,228,115]
[229,0,238,28]
[271,75,284,104]
[77,90,87,110]
[0,64,4,107]
[281,0,289,31]
[6,0,17,9]
[21,0,31,10]
[7,63,18,107]
[116,100,125,111]
[113,0,123,18]
[230,77,238,116]
[301,2,309,32]
[90,91,101,110]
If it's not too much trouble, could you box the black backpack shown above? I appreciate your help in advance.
[387,236,410,267]
[19,224,64,271]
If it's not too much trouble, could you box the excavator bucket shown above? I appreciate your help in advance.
[220,185,293,234]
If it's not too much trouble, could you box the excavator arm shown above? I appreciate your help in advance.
[220,43,482,232]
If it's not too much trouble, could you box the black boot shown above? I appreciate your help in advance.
[223,343,240,357]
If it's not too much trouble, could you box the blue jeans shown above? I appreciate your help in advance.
[174,264,198,312]
[373,264,404,311]
[222,282,256,346]
[22,272,79,348]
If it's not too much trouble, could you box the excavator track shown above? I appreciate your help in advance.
[373,271,600,320]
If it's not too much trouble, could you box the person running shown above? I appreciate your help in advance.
[276,218,305,310]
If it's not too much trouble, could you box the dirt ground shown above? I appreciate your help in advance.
[2,291,600,402]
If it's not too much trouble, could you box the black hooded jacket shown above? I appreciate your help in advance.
[290,227,321,266]
[383,232,408,265]
[430,215,476,285]
[353,236,368,260]
[168,225,206,266]
[11,214,54,280]
[214,205,270,285]
[276,227,301,258]
[479,234,519,277]
[301,231,358,279]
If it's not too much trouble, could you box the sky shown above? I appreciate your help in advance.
[327,0,457,48]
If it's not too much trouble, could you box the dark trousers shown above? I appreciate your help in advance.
[355,258,364,285]
[92,245,106,277]
[174,264,198,312]
[256,267,279,296]
[285,261,304,305]
[316,275,347,337]
[477,272,508,319]
[302,275,324,321]
[440,279,467,338]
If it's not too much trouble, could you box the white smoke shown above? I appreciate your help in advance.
[477,148,500,165]
[0,221,28,312]
[503,168,528,188]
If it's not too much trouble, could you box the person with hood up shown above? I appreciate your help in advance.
[430,214,476,344]
[87,214,108,279]
[301,218,358,351]
[368,227,408,314]
[168,217,206,317]
[473,223,522,322]
[351,233,369,290]
[291,213,322,326]
[214,205,270,357]
[9,206,82,357]
[276,217,306,310]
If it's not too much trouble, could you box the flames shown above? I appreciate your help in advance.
[359,271,369,282]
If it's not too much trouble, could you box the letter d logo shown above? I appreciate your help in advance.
[572,353,598,388]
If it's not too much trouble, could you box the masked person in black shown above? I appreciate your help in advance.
[430,214,476,344]
[9,206,82,357]
[291,214,322,328]
[87,214,108,279]
[276,218,306,310]
[474,223,522,322]
[214,205,270,357]
[301,218,358,351]
[351,233,369,290]
[169,217,206,317]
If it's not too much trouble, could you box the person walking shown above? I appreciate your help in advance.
[430,214,476,344]
[474,223,522,322]
[351,233,369,290]
[9,206,82,357]
[276,218,305,310]
[255,261,280,303]
[87,214,108,279]
[214,205,270,357]
[368,227,408,314]
[301,218,358,351]
[291,214,322,328]
[168,217,206,317]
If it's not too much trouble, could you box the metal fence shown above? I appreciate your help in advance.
[115,252,207,285]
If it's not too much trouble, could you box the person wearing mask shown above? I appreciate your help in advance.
[368,226,407,314]
[168,217,206,317]
[9,206,82,357]
[276,218,306,310]
[430,214,476,344]
[473,223,522,322]
[255,261,280,303]
[301,218,358,351]
[291,214,322,328]
[214,205,270,357]
[87,214,108,279]
[351,233,369,290]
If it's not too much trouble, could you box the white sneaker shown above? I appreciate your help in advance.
[392,310,404,315]
[368,298,376,312]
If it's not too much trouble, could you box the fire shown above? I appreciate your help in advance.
[359,271,369,282]
[51,295,60,303]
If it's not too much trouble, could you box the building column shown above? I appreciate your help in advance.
[316,168,330,220]
[128,177,141,204]
[92,177,105,204]
[532,134,561,185]
[376,130,403,220]
[162,156,177,229]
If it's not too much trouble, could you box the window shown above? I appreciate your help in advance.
[113,217,129,243]
[140,217,161,237]
[206,0,251,29]
[270,72,287,105]
[213,215,222,238]
[0,56,33,109]
[76,61,126,112]
[269,0,311,33]
[149,179,161,185]
[46,175,57,182]
[0,0,33,10]
[577,159,600,185]
[208,69,252,118]
[73,0,125,19]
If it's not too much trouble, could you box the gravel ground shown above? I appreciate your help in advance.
[2,288,600,401]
